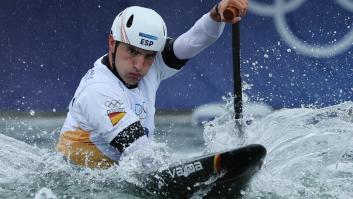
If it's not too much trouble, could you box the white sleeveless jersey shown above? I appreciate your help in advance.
[60,53,179,161]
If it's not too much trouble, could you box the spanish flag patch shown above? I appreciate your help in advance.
[108,112,126,126]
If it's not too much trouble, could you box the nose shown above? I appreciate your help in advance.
[133,55,146,71]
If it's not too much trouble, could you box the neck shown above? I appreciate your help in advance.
[102,55,138,89]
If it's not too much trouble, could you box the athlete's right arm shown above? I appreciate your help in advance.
[109,121,145,153]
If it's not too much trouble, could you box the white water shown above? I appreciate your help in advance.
[1,101,353,198]
[203,101,353,198]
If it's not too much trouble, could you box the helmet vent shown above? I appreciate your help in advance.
[163,25,165,36]
[126,15,134,28]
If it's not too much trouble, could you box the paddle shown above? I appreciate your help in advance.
[223,8,244,136]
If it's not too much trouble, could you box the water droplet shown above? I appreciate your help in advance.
[29,109,35,116]
[34,187,57,199]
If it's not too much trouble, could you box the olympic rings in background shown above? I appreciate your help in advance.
[249,0,353,58]
[336,0,353,12]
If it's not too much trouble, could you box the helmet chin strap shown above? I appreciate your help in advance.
[109,41,138,89]
[111,41,119,72]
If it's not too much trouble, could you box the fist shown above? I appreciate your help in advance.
[219,0,248,23]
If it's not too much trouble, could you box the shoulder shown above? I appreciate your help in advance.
[75,69,126,103]
[161,38,188,70]
[83,81,126,100]
[80,58,123,92]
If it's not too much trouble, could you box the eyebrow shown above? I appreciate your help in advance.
[128,46,157,56]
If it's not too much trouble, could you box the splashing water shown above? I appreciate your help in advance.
[0,131,171,198]
[1,99,353,198]
[34,188,56,199]
[203,97,353,199]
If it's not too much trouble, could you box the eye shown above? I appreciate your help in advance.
[128,47,139,56]
[145,53,156,60]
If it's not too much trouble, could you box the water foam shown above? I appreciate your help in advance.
[202,98,353,198]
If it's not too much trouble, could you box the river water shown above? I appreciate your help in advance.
[1,101,352,198]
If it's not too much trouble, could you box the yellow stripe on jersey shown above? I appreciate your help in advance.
[56,129,117,169]
[108,112,126,126]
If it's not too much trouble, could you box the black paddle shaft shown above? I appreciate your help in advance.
[232,22,242,120]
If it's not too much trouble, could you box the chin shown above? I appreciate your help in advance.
[128,80,139,85]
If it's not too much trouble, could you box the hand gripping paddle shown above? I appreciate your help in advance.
[223,7,239,21]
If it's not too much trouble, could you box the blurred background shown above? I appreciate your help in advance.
[0,0,352,113]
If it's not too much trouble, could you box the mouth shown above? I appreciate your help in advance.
[128,72,141,80]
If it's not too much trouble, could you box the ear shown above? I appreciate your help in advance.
[108,34,116,52]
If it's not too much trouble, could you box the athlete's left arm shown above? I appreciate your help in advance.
[171,0,248,60]
[160,14,224,71]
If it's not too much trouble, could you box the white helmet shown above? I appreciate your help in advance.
[111,6,167,52]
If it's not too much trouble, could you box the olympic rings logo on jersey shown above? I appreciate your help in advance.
[249,0,353,58]
[135,102,147,120]
[105,99,125,114]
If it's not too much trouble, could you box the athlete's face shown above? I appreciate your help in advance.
[109,36,157,85]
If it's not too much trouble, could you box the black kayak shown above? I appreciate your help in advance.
[144,144,267,198]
